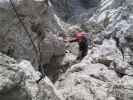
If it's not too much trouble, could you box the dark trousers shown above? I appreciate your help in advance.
[77,48,88,60]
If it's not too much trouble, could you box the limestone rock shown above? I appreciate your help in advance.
[55,61,120,100]
[0,52,63,100]
[0,0,65,81]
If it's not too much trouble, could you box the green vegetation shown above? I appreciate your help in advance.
[81,22,104,33]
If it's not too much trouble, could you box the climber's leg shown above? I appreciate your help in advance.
[81,48,88,58]
[77,48,88,60]
[76,50,82,60]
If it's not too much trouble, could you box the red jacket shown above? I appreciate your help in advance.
[69,32,86,43]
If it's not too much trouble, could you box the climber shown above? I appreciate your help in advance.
[64,32,90,60]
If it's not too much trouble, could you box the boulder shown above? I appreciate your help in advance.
[55,61,120,100]
[0,52,64,100]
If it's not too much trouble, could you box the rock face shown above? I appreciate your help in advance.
[0,0,65,81]
[0,52,63,100]
[1,0,133,100]
[50,0,100,23]
[55,0,133,100]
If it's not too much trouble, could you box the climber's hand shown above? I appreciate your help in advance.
[64,39,69,43]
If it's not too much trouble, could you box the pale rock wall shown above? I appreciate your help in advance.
[55,0,133,100]
[0,0,65,81]
[0,52,64,100]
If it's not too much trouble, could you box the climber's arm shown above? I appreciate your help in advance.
[64,38,78,43]
[69,38,78,43]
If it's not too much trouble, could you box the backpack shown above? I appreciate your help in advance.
[84,32,93,48]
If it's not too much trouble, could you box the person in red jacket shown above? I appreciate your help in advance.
[64,32,89,60]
